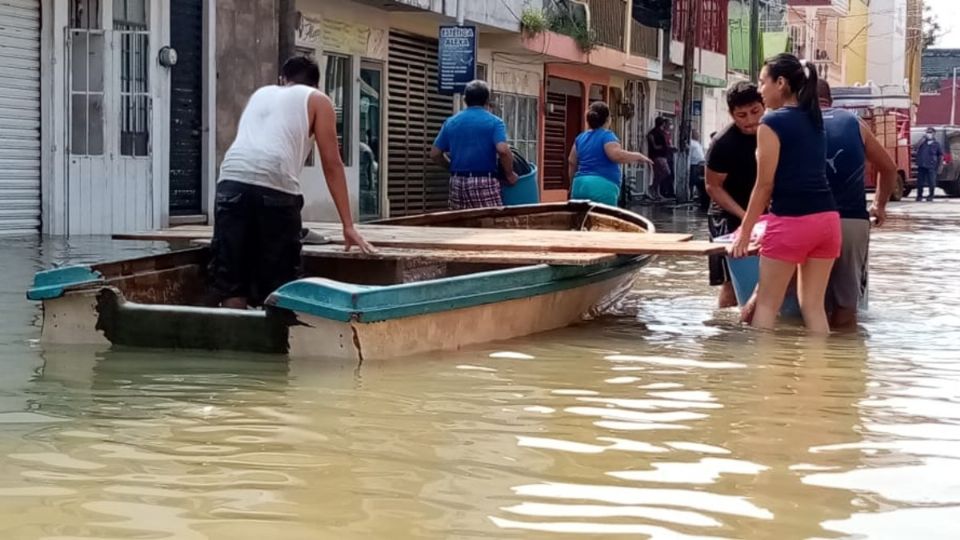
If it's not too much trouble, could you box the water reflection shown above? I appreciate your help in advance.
[0,206,956,538]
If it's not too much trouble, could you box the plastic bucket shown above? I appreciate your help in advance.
[725,255,801,317]
[501,166,540,206]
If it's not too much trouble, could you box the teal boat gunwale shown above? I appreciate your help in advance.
[267,255,647,323]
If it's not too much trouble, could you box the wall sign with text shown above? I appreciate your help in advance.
[438,25,477,95]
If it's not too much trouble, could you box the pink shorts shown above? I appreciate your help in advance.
[760,211,842,264]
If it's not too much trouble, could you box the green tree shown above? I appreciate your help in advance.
[923,3,942,50]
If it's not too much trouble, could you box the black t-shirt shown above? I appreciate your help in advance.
[705,123,758,219]
[647,129,669,159]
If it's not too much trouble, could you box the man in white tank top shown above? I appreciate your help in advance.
[209,56,373,309]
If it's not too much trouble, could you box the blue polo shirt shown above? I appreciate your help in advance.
[574,128,621,185]
[433,107,508,174]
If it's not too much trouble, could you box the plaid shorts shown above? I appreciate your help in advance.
[448,174,503,210]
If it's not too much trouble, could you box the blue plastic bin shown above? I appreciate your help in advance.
[725,255,801,317]
[500,166,540,206]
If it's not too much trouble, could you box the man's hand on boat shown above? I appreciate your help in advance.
[343,225,376,253]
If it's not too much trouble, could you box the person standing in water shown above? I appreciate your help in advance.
[567,101,653,206]
[430,80,517,209]
[818,79,898,329]
[705,82,765,308]
[209,56,374,310]
[914,127,943,202]
[729,54,840,334]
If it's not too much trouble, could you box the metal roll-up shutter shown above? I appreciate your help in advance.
[0,0,41,235]
[387,31,453,216]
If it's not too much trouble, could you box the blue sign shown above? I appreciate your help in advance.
[692,100,702,116]
[438,25,477,95]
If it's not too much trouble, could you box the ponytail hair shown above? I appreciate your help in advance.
[763,53,823,130]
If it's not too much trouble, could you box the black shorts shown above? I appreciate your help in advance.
[708,213,740,286]
[209,180,304,306]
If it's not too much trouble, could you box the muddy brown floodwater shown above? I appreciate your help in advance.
[0,201,957,539]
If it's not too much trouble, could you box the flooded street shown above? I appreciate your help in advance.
[0,202,958,539]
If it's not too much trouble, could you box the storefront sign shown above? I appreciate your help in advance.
[297,14,372,57]
[438,25,477,95]
[694,73,727,88]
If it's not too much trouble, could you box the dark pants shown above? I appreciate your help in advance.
[708,213,740,286]
[917,167,936,201]
[690,163,706,208]
[209,180,304,307]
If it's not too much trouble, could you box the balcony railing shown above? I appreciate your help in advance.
[586,0,627,51]
[630,19,659,59]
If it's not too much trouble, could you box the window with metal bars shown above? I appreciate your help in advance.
[492,92,539,165]
[671,0,729,55]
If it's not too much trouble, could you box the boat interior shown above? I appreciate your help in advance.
[82,203,653,307]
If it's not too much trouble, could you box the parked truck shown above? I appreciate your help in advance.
[831,85,912,201]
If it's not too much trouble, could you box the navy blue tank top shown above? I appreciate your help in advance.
[760,107,837,216]
[822,108,868,220]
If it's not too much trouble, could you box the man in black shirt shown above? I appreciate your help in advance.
[705,82,765,308]
[647,117,673,200]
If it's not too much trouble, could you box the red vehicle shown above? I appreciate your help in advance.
[831,86,912,201]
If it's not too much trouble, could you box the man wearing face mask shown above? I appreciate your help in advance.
[705,81,766,308]
[915,127,943,202]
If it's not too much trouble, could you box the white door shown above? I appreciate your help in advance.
[64,0,164,234]
[0,0,41,235]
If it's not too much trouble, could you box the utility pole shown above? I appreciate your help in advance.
[952,67,958,125]
[676,0,700,203]
[278,0,298,69]
[749,0,761,81]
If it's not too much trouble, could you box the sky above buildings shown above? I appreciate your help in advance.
[927,0,960,48]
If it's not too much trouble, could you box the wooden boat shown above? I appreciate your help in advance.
[27,202,673,360]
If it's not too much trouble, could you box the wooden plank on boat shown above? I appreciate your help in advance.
[297,224,715,256]
[116,225,720,256]
[115,223,691,245]
[190,239,619,266]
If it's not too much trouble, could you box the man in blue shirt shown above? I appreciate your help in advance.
[430,81,516,209]
[915,127,943,202]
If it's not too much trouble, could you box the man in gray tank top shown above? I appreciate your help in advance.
[209,56,374,309]
[818,80,897,329]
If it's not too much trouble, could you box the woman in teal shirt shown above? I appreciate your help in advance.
[567,102,654,206]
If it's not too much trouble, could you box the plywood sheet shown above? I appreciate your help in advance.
[190,239,618,266]
[116,224,721,256]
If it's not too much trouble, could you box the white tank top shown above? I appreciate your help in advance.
[219,84,317,195]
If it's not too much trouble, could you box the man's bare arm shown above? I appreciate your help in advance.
[310,92,373,252]
[861,122,897,225]
[430,146,450,170]
[705,168,745,219]
[497,142,517,185]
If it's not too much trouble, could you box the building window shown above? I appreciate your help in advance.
[324,53,353,166]
[69,0,105,156]
[116,0,150,157]
[672,0,728,54]
[493,92,539,164]
[70,0,101,29]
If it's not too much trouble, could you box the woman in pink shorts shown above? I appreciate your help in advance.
[729,53,841,334]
